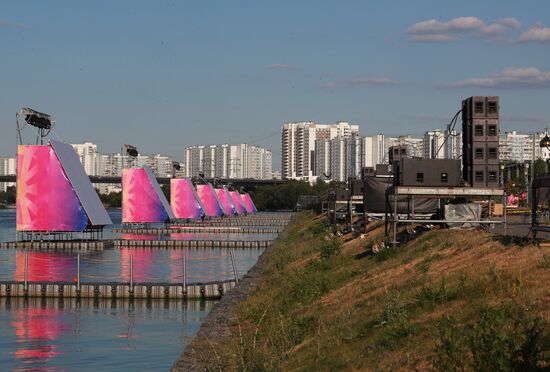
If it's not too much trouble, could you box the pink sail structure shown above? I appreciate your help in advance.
[171,178,205,219]
[230,191,247,215]
[241,193,258,214]
[215,187,237,216]
[122,167,175,223]
[16,142,111,231]
[196,184,224,217]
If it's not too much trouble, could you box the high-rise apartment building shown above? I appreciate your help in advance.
[423,130,446,159]
[184,143,272,180]
[499,131,549,162]
[0,156,16,192]
[281,121,359,181]
[72,142,100,176]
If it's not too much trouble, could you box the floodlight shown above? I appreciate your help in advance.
[21,107,53,129]
[123,144,138,157]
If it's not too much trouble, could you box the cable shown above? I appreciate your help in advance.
[434,109,462,158]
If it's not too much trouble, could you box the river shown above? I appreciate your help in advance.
[0,209,275,371]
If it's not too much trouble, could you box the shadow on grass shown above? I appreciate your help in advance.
[492,234,533,247]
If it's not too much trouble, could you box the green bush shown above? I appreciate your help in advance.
[376,290,413,340]
[433,304,550,371]
[319,239,342,259]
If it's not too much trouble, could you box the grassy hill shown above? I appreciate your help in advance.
[192,212,550,371]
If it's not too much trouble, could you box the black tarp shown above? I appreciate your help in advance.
[363,176,438,214]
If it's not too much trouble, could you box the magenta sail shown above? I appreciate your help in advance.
[122,167,175,223]
[171,178,205,219]
[241,193,258,213]
[215,187,237,216]
[196,184,224,217]
[230,191,247,215]
[17,145,88,231]
[16,143,111,232]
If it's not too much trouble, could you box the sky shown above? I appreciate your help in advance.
[1,0,550,169]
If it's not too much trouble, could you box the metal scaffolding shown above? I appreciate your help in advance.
[384,186,505,247]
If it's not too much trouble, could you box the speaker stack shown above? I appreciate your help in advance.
[462,96,500,188]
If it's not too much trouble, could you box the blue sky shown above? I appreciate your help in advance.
[1,0,549,169]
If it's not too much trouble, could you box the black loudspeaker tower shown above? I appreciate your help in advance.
[462,96,500,188]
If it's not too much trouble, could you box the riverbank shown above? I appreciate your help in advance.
[173,211,550,370]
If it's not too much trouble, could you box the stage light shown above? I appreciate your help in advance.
[123,144,138,158]
[20,107,53,129]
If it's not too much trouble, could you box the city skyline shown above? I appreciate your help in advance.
[1,1,549,168]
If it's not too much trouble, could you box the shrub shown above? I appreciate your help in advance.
[376,290,413,339]
[433,304,550,371]
[319,239,342,260]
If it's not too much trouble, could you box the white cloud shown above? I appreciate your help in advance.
[518,26,550,43]
[408,16,521,42]
[321,76,399,88]
[0,19,26,29]
[266,63,294,70]
[446,67,550,89]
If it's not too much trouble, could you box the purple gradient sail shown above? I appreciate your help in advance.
[122,167,174,223]
[16,145,88,231]
[230,191,247,215]
[196,184,224,217]
[171,178,205,219]
[215,187,237,216]
[241,193,258,213]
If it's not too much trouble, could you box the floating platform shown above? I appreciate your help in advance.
[0,279,236,300]
[114,239,271,249]
[0,240,113,250]
[113,226,283,234]
[174,220,290,227]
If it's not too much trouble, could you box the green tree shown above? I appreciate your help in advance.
[534,158,548,178]
[250,180,330,211]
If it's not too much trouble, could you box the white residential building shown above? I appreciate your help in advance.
[184,143,272,180]
[281,121,360,181]
[0,157,16,192]
[423,130,446,159]
[499,131,549,162]
[72,142,100,176]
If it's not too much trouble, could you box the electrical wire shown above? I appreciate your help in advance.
[434,109,462,158]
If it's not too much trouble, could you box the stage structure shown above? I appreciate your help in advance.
[122,167,175,224]
[196,184,224,217]
[215,187,237,216]
[171,178,205,220]
[241,193,258,214]
[16,140,112,239]
[230,191,247,215]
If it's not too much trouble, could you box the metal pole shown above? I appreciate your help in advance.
[130,254,133,288]
[24,252,28,291]
[393,190,398,248]
[182,255,187,293]
[229,250,239,284]
[503,192,508,234]
[77,253,81,291]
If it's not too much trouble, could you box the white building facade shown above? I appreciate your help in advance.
[184,143,272,180]
[281,121,360,181]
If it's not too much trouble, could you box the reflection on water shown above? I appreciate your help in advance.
[120,232,277,241]
[0,297,213,371]
[1,247,263,283]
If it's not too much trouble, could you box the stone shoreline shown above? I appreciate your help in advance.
[171,241,275,371]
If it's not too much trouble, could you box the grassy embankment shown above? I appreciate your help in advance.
[196,212,550,370]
